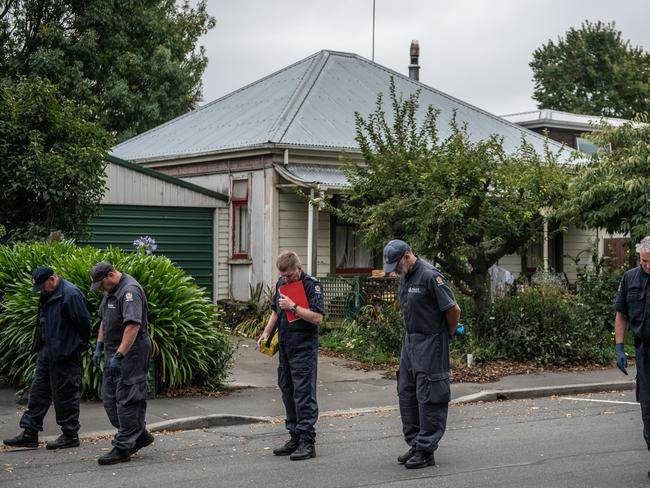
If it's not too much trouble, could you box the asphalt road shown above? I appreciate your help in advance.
[2,391,649,488]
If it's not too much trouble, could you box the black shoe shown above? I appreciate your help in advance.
[98,447,131,465]
[3,429,38,448]
[46,433,80,450]
[397,445,417,464]
[130,430,154,455]
[273,438,299,456]
[289,441,316,461]
[405,449,435,469]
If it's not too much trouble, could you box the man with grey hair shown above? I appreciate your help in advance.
[383,239,461,469]
[615,236,650,477]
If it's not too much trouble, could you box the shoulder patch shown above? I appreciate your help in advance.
[314,285,322,294]
[125,291,134,302]
[436,276,444,285]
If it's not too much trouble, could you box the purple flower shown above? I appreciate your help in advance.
[133,236,158,255]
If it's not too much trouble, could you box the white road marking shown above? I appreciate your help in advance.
[560,397,638,405]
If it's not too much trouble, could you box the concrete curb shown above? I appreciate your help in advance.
[36,380,634,442]
[451,380,635,404]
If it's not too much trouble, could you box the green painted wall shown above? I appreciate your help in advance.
[81,205,214,295]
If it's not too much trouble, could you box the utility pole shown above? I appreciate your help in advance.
[372,0,376,61]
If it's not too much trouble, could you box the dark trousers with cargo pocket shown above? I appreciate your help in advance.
[397,335,450,452]
[20,347,82,435]
[278,331,319,444]
[635,340,650,449]
[102,338,151,451]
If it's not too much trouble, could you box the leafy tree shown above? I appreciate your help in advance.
[0,77,111,242]
[0,0,215,141]
[530,21,650,119]
[564,116,650,245]
[337,80,570,333]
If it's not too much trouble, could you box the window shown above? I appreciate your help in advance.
[231,179,250,259]
[576,136,608,154]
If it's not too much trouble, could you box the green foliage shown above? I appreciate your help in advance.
[475,287,612,366]
[574,250,625,334]
[0,0,215,141]
[563,117,650,243]
[0,77,111,242]
[337,78,570,327]
[320,300,404,364]
[0,242,232,398]
[231,283,274,338]
[530,21,650,118]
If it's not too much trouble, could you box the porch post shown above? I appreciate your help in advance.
[543,219,549,272]
[307,188,318,275]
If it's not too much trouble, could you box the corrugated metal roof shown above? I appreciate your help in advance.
[502,109,629,130]
[111,50,570,162]
[275,164,350,190]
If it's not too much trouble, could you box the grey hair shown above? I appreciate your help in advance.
[636,237,650,253]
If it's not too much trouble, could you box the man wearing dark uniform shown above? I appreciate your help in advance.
[3,266,92,450]
[90,262,153,465]
[615,236,650,477]
[257,251,324,461]
[383,240,461,469]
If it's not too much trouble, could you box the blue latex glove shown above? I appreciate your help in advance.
[92,342,104,368]
[454,324,465,336]
[109,354,123,377]
[615,343,628,375]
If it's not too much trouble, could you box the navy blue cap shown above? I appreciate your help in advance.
[32,266,55,292]
[383,239,411,273]
[90,261,115,291]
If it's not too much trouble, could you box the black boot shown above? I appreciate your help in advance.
[98,447,131,465]
[273,437,299,456]
[3,429,38,448]
[46,433,80,450]
[397,445,417,464]
[130,430,154,455]
[404,449,435,469]
[289,441,316,461]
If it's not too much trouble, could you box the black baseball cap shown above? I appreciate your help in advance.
[32,266,55,292]
[90,261,115,291]
[383,239,411,273]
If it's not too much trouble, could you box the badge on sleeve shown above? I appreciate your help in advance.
[436,276,444,285]
[314,285,322,294]
[125,292,134,302]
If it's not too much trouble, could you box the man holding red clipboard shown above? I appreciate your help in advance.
[257,251,324,461]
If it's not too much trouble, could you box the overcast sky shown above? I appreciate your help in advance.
[199,0,650,116]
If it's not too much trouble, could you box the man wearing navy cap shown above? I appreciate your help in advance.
[384,240,461,469]
[3,266,92,450]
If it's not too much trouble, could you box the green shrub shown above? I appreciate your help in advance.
[320,300,404,364]
[575,257,625,333]
[0,242,233,398]
[477,286,612,366]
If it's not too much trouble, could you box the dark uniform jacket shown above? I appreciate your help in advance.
[272,273,325,334]
[615,266,650,340]
[398,258,457,374]
[34,278,92,361]
[99,274,150,383]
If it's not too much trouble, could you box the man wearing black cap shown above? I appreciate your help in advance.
[3,266,92,450]
[383,240,461,469]
[90,261,153,465]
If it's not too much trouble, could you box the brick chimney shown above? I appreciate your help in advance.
[409,40,420,81]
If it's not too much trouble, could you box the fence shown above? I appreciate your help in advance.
[317,276,398,320]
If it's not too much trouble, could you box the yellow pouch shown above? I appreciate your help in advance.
[260,329,279,357]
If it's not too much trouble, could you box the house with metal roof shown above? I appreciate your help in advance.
[111,48,594,300]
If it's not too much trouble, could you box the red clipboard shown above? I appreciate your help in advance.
[279,281,309,322]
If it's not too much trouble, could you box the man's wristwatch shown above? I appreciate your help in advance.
[114,352,125,360]
[290,304,298,314]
